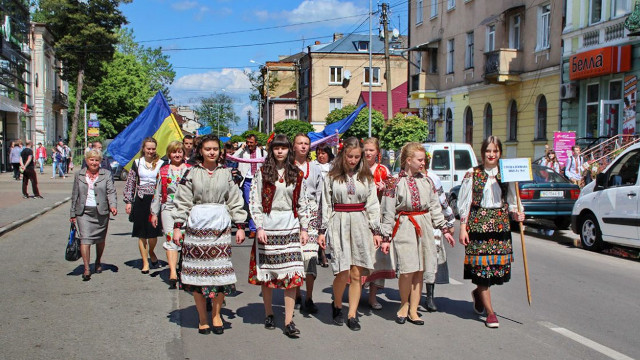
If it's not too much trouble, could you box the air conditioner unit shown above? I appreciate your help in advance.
[560,83,578,100]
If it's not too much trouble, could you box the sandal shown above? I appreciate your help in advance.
[94,263,103,274]
[369,302,382,310]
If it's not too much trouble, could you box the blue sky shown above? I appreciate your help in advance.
[121,0,408,134]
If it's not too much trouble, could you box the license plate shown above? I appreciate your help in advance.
[540,191,563,198]
[440,175,450,180]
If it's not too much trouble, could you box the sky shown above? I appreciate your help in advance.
[120,0,408,134]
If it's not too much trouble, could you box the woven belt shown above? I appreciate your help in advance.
[391,210,428,238]
[333,202,366,212]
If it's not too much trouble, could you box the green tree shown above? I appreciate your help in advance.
[244,68,280,132]
[229,135,245,144]
[381,114,429,150]
[325,105,384,140]
[195,93,239,137]
[34,0,131,150]
[241,130,269,146]
[274,119,314,142]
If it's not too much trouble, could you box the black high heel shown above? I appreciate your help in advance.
[212,326,224,335]
[198,326,211,334]
[169,279,178,289]
[141,269,150,274]
[82,273,91,281]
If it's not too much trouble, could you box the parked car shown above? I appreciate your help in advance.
[572,143,640,251]
[105,154,128,181]
[448,164,580,228]
[391,142,478,193]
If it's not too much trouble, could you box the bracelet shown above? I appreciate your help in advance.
[235,223,247,230]
[382,237,391,243]
[318,229,326,235]
[371,228,382,236]
[173,222,184,229]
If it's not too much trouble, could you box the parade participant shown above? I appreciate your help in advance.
[234,134,267,237]
[36,142,47,174]
[172,134,247,335]
[457,136,525,328]
[380,143,454,325]
[183,135,197,165]
[150,141,191,289]
[20,141,43,199]
[248,134,310,338]
[124,137,164,274]
[224,142,238,169]
[565,145,587,187]
[64,142,72,173]
[362,137,395,310]
[540,149,561,173]
[10,140,22,180]
[70,149,118,281]
[292,133,324,314]
[51,146,65,179]
[311,144,334,267]
[317,137,382,331]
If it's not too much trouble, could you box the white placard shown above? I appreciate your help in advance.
[499,158,533,183]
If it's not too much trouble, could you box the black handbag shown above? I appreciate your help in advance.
[65,223,81,261]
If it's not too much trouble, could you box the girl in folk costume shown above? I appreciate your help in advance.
[318,137,382,331]
[540,149,561,173]
[311,144,334,267]
[248,134,310,338]
[380,143,455,325]
[458,136,524,328]
[124,137,164,274]
[362,137,395,310]
[150,141,192,289]
[292,133,324,314]
[171,135,247,335]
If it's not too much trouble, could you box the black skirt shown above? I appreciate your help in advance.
[131,194,163,238]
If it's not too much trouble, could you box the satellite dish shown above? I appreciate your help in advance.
[344,70,352,80]
[392,28,400,39]
[379,29,385,39]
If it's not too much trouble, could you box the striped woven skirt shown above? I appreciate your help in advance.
[463,206,513,287]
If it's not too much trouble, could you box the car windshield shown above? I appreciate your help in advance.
[530,166,568,184]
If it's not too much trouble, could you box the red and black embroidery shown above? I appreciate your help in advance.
[261,169,304,217]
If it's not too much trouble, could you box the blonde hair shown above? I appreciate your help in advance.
[165,140,184,156]
[85,149,103,161]
[400,142,425,169]
[363,137,381,152]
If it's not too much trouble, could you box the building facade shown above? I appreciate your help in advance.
[260,56,300,133]
[561,0,637,146]
[408,0,563,159]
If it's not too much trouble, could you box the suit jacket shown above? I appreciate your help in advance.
[70,168,117,217]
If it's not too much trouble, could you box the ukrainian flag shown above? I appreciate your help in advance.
[107,91,183,169]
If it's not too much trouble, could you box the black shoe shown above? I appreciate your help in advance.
[198,326,211,335]
[407,316,425,325]
[168,279,178,289]
[331,301,343,326]
[212,326,224,335]
[424,284,437,312]
[81,273,91,281]
[150,260,159,269]
[304,298,319,314]
[284,322,300,338]
[294,296,302,310]
[346,317,361,331]
[264,315,276,330]
[141,269,149,274]
[395,316,406,324]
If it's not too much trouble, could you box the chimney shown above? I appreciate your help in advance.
[315,41,321,45]
[333,33,343,42]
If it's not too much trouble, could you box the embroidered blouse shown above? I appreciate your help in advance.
[123,158,164,203]
[457,166,518,224]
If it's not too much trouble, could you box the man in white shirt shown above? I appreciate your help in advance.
[565,145,586,187]
[233,134,266,237]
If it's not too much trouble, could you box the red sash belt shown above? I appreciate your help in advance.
[333,203,365,212]
[392,210,428,238]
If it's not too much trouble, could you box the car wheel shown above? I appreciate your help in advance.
[120,169,128,181]
[580,214,604,252]
[554,218,571,230]
[449,195,459,219]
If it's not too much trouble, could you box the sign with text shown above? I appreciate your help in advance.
[553,131,576,167]
[499,158,533,183]
[88,128,99,137]
[623,75,637,135]
[569,45,631,81]
[88,120,99,128]
[90,113,98,121]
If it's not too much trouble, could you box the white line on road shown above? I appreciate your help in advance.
[448,277,463,285]
[539,321,634,360]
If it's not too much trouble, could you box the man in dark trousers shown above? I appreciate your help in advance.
[20,140,42,199]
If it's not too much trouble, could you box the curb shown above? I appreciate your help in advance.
[0,196,71,237]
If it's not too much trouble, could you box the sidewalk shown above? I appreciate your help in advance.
[0,166,75,234]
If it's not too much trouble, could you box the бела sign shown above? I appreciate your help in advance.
[569,45,631,81]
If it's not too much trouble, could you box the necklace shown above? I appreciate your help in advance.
[278,169,285,183]
[296,161,310,179]
[86,171,99,181]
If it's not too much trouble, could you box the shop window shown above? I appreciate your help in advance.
[586,83,600,138]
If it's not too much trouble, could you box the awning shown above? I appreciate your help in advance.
[0,98,27,113]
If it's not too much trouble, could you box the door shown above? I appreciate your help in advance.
[598,149,640,244]
[599,100,623,137]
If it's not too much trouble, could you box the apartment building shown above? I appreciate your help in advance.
[408,0,562,159]
[260,54,302,133]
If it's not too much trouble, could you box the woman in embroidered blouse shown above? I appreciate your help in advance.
[70,149,118,281]
[311,144,334,267]
[457,136,524,329]
[317,136,382,331]
[380,142,454,325]
[171,134,247,335]
[150,141,191,289]
[248,134,310,338]
[124,137,164,274]
[362,137,395,310]
[540,150,561,173]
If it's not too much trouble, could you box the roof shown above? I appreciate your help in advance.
[358,82,408,118]
[309,33,405,55]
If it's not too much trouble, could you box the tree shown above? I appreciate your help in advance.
[274,119,314,142]
[247,110,256,131]
[241,130,269,146]
[229,135,245,144]
[325,105,384,140]
[34,0,131,151]
[195,93,239,137]
[244,68,280,132]
[381,114,429,150]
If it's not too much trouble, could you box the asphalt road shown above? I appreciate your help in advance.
[1,182,639,359]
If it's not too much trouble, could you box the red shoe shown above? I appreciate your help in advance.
[248,231,256,238]
[472,289,485,315]
[485,313,499,328]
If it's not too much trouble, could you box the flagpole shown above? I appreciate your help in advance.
[515,182,532,306]
[368,0,373,138]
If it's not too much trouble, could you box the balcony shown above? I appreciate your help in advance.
[53,90,69,110]
[484,49,523,84]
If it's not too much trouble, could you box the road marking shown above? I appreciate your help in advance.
[539,322,634,360]
[448,277,463,285]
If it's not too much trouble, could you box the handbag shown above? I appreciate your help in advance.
[65,223,81,261]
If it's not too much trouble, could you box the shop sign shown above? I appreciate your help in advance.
[553,131,576,167]
[569,45,631,81]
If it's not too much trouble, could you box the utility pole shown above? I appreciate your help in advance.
[381,3,393,121]
[368,0,373,137]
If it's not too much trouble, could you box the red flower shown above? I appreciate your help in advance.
[167,178,172,184]
[474,218,479,223]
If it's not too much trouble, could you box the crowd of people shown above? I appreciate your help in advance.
[68,131,524,337]
[540,144,590,187]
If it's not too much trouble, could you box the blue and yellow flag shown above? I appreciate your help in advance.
[107,91,183,168]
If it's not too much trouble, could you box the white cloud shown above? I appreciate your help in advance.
[171,0,198,11]
[171,68,253,105]
[254,0,367,27]
[241,104,258,117]
[194,6,211,21]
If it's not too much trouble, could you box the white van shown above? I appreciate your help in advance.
[571,142,640,251]
[392,142,478,193]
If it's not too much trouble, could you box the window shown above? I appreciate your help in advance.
[465,32,474,69]
[428,49,438,73]
[330,67,342,84]
[607,150,640,187]
[586,84,600,138]
[432,150,450,170]
[464,106,473,144]
[329,98,342,111]
[364,67,380,84]
[537,4,551,50]
[612,0,630,18]
[508,100,518,141]
[358,41,369,51]
[454,150,473,170]
[510,15,521,50]
[285,109,297,119]
[445,108,453,142]
[447,0,455,10]
[487,25,496,52]
[484,103,493,139]
[536,95,547,140]
[430,0,438,18]
[446,39,455,74]
[590,0,603,24]
[416,0,423,24]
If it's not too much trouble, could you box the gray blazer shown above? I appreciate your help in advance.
[70,168,117,217]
